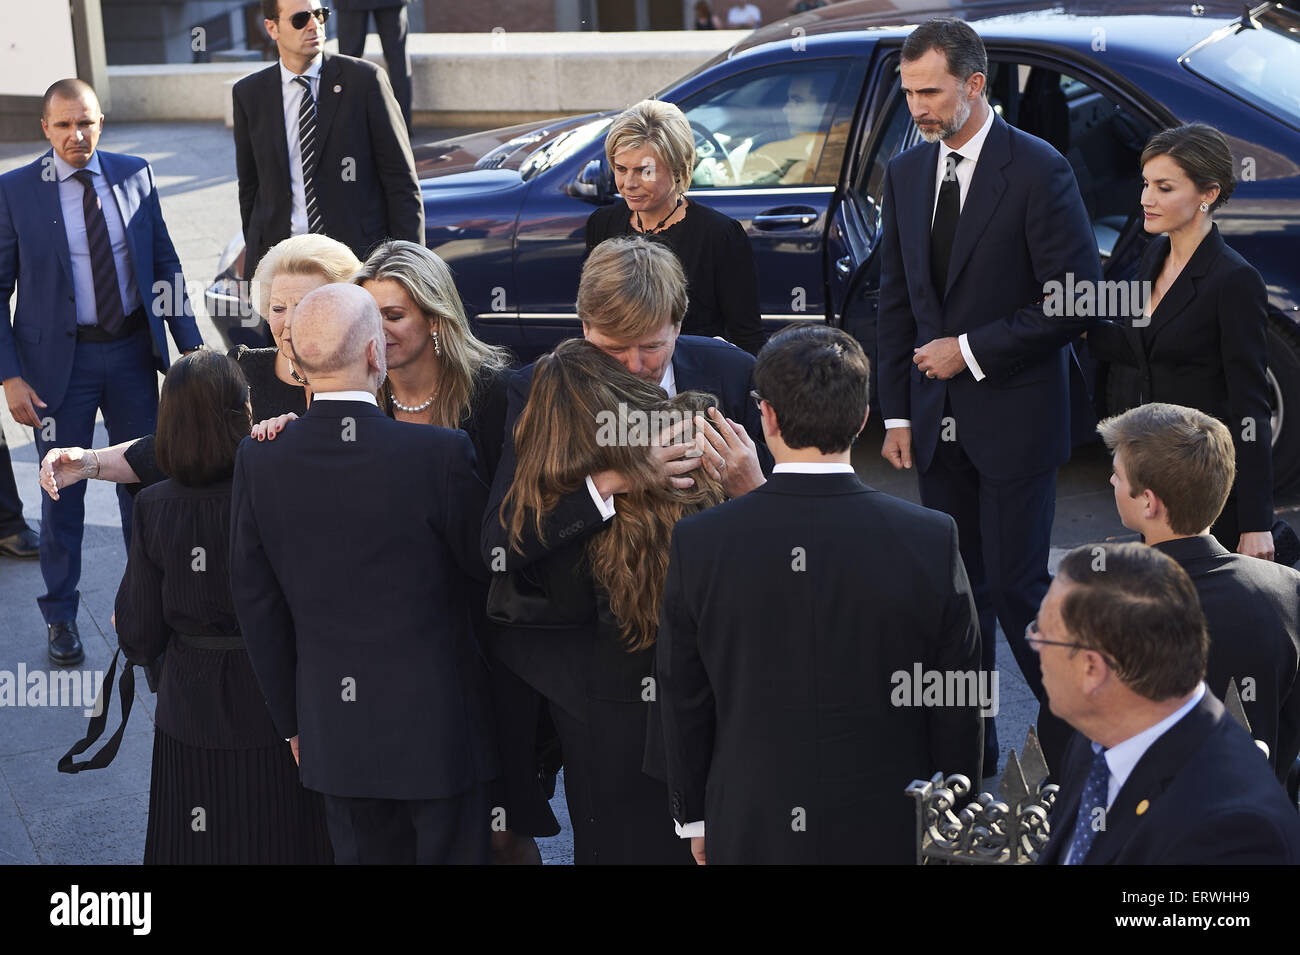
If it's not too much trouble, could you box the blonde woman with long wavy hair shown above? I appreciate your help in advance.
[354,240,514,480]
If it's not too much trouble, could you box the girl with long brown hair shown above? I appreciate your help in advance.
[496,337,725,863]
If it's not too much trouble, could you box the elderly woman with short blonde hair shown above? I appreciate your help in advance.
[39,234,362,495]
[585,99,765,355]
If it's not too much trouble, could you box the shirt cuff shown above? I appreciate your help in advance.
[585,474,616,521]
[883,419,912,430]
[958,333,986,382]
[675,820,705,838]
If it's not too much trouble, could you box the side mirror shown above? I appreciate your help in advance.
[568,158,612,202]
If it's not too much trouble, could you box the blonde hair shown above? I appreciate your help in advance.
[251,234,362,324]
[578,236,688,340]
[604,99,696,193]
[354,240,512,429]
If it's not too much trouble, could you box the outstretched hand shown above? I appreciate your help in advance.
[40,447,96,501]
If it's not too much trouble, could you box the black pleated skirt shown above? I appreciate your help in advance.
[143,728,334,864]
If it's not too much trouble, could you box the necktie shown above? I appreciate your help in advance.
[71,170,125,336]
[1065,746,1110,865]
[930,150,964,301]
[295,76,323,234]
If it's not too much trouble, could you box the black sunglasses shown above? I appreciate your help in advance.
[749,389,765,411]
[279,7,330,30]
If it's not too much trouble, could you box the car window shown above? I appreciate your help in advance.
[1183,13,1300,130]
[680,59,851,189]
[853,72,920,237]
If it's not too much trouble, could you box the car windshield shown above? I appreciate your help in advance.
[1182,10,1300,129]
[519,117,614,181]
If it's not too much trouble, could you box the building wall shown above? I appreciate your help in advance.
[100,0,807,65]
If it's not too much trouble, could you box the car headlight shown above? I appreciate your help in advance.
[214,233,244,278]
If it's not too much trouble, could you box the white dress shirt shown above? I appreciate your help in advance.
[772,462,854,475]
[54,152,141,326]
[883,105,997,431]
[585,362,678,518]
[311,390,378,406]
[280,55,323,238]
[1063,682,1206,863]
[1100,682,1205,808]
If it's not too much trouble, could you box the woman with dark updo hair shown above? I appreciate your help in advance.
[1090,122,1275,559]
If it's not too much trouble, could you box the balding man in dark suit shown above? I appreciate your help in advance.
[231,284,496,864]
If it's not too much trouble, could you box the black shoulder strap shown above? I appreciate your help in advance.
[57,647,136,774]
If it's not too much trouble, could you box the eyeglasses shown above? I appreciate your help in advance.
[279,7,330,30]
[1025,620,1118,668]
[749,389,765,411]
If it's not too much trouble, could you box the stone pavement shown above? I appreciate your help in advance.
[2,120,1294,867]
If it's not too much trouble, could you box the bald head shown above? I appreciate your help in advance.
[287,283,385,388]
[42,79,99,118]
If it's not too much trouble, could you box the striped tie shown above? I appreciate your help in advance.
[71,169,125,336]
[295,75,323,233]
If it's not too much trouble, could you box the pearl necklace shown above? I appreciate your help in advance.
[391,391,436,413]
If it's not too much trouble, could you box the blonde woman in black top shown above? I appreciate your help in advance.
[586,99,766,356]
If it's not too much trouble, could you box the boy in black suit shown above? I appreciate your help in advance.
[656,324,983,864]
[1098,402,1300,782]
[1036,543,1300,864]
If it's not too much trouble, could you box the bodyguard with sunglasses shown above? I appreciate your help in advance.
[233,0,423,285]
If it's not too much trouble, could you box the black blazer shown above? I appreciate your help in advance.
[480,334,771,719]
[657,471,983,864]
[232,52,423,280]
[1088,224,1273,531]
[1040,691,1300,864]
[876,113,1102,480]
[229,399,496,800]
[1153,535,1300,781]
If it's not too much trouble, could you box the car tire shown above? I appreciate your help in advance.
[1102,315,1300,493]
[1266,317,1300,493]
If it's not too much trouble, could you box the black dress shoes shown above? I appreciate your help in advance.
[0,527,39,559]
[48,621,84,666]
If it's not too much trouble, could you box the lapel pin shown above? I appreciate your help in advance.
[1136,799,1150,815]
[333,85,342,94]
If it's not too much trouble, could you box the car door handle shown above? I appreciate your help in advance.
[836,255,852,276]
[753,207,818,229]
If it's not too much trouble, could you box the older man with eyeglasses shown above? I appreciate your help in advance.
[1034,542,1300,865]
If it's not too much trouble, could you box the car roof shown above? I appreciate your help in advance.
[731,0,1249,62]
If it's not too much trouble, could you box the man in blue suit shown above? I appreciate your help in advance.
[876,20,1102,773]
[0,79,203,665]
[1036,543,1300,864]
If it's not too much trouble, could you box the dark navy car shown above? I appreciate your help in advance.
[207,0,1300,485]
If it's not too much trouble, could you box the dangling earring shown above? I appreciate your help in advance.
[432,328,441,357]
[1199,202,1210,213]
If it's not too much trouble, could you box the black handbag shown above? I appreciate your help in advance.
[486,557,596,629]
